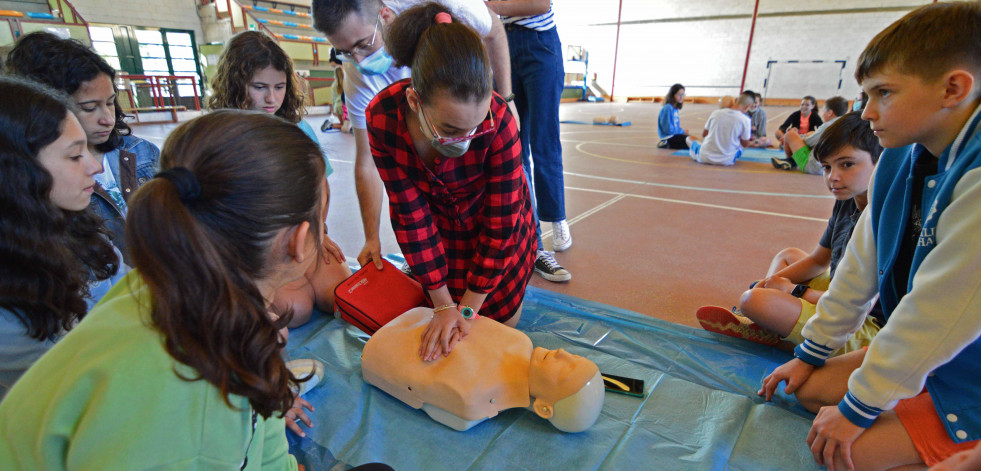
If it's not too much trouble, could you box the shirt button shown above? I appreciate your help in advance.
[927,180,936,189]
[956,430,968,440]
[124,157,129,161]
[947,413,959,423]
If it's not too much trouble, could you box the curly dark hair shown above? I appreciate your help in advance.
[126,110,325,418]
[0,76,119,341]
[208,31,306,123]
[4,31,131,153]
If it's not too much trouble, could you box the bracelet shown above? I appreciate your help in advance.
[458,305,476,319]
[433,304,456,314]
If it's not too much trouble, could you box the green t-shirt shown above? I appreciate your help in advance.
[0,272,297,471]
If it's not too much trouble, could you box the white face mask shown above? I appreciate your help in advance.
[428,129,475,158]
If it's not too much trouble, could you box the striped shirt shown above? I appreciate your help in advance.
[502,3,554,31]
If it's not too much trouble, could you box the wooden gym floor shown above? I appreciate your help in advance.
[136,101,833,329]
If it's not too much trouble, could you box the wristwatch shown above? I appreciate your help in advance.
[791,284,809,298]
[459,305,475,319]
[502,92,515,103]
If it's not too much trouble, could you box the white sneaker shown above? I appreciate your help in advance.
[551,220,572,252]
[534,250,571,282]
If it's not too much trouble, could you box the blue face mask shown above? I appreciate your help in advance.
[355,47,394,76]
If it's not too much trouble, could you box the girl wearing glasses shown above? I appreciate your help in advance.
[209,31,351,329]
[366,2,535,362]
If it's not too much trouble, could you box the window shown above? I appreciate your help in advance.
[134,28,202,102]
[89,26,121,70]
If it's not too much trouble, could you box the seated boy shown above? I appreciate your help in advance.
[747,91,771,148]
[772,96,850,174]
[686,92,753,166]
[697,112,883,352]
[760,3,981,469]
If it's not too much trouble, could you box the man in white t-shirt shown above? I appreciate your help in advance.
[312,0,514,270]
[688,92,754,166]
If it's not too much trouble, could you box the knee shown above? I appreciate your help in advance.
[775,247,806,265]
[738,288,765,318]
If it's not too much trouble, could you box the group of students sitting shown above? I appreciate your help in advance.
[657,85,863,173]
[1,2,981,470]
[694,3,981,470]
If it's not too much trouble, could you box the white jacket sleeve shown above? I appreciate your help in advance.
[848,167,981,411]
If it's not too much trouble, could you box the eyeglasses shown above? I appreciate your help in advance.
[335,16,380,61]
[416,92,496,145]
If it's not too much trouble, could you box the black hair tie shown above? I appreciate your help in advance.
[155,167,201,203]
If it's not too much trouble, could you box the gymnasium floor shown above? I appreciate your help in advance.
[135,101,834,330]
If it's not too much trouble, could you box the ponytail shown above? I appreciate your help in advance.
[126,110,325,418]
[385,1,492,104]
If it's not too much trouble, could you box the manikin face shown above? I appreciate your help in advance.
[249,66,288,114]
[820,145,875,201]
[71,73,116,150]
[861,67,947,149]
[327,11,384,63]
[38,112,102,211]
[800,98,815,116]
[528,348,597,400]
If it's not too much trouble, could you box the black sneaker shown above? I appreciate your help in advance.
[657,139,669,149]
[534,251,572,282]
[771,156,796,170]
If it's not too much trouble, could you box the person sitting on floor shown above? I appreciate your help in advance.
[760,4,981,468]
[696,112,883,353]
[685,91,753,166]
[657,83,699,149]
[772,96,850,173]
[747,91,771,148]
[774,95,823,143]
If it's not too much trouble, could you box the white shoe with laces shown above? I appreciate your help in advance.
[551,220,572,252]
[534,250,571,282]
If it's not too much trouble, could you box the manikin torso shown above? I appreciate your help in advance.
[361,308,604,432]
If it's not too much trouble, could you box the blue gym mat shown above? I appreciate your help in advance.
[285,284,821,470]
[672,147,785,164]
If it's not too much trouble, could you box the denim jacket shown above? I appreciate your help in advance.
[89,135,160,263]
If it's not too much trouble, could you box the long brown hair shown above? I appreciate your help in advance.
[384,2,492,105]
[125,110,325,417]
[208,31,307,123]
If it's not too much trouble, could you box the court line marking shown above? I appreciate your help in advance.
[564,186,828,222]
[541,193,628,240]
[563,171,832,199]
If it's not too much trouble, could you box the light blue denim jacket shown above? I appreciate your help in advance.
[89,135,160,263]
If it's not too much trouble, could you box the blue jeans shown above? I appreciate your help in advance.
[507,25,565,245]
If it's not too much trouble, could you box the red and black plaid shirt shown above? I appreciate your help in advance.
[366,79,536,322]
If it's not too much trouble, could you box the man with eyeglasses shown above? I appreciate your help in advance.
[312,0,516,276]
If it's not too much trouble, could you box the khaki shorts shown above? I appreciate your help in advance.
[784,270,881,356]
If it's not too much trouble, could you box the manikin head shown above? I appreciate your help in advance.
[528,347,604,433]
